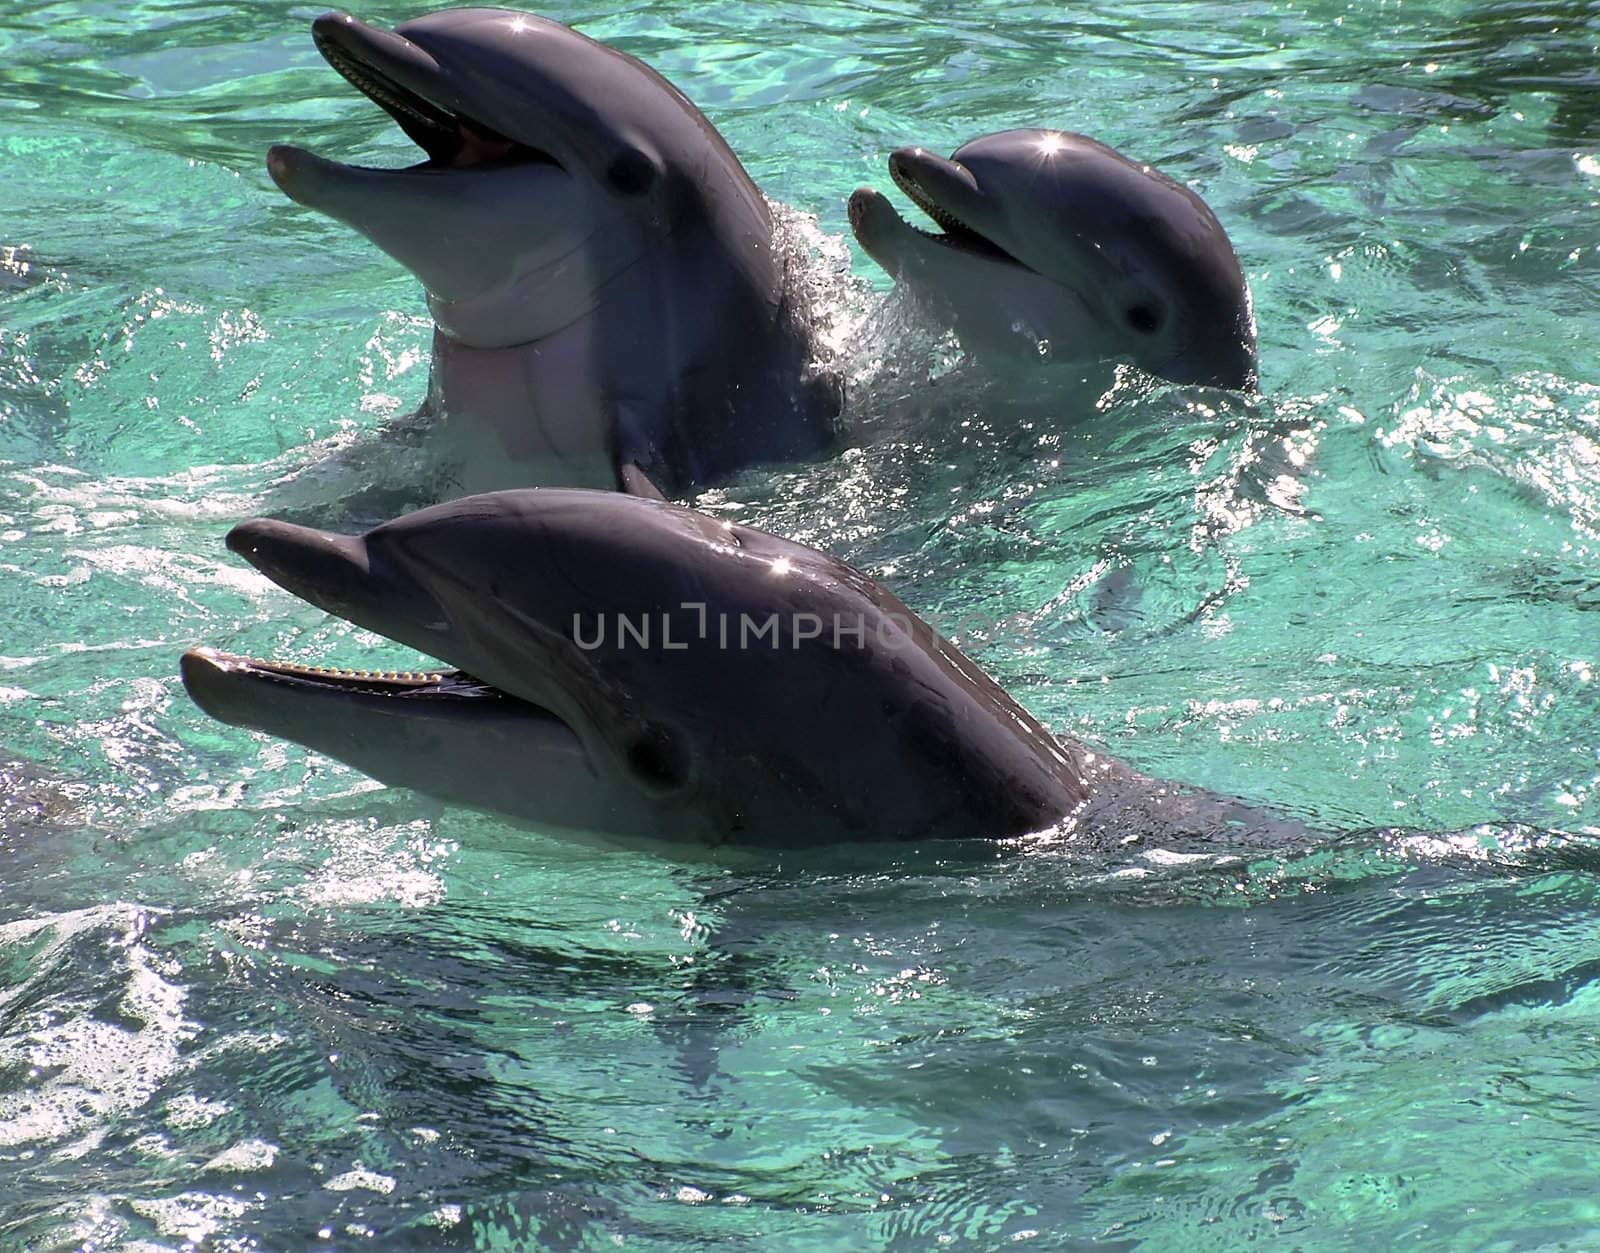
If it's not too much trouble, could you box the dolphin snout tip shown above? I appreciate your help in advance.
[265,145,296,191]
[179,647,231,715]
[847,187,879,233]
[886,147,928,176]
[264,144,334,198]
[179,646,221,675]
[180,647,269,729]
[224,517,281,561]
[223,517,376,621]
[225,516,338,579]
[311,11,357,36]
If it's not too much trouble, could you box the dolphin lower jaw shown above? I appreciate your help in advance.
[850,188,1107,360]
[848,187,1027,283]
[180,647,558,730]
[180,637,584,738]
[265,148,614,325]
[180,647,577,750]
[178,647,698,841]
[185,649,471,701]
[177,647,643,834]
[216,515,638,801]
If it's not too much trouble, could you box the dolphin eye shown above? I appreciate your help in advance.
[606,149,658,196]
[624,726,690,793]
[1125,303,1163,335]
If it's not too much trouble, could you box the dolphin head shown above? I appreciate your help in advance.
[267,9,770,348]
[182,490,1084,846]
[849,129,1257,390]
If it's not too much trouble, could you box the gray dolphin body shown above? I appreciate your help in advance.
[849,129,1257,390]
[182,491,1291,849]
[269,9,839,498]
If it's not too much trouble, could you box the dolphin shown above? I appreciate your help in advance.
[267,8,840,498]
[848,129,1258,390]
[181,490,1295,849]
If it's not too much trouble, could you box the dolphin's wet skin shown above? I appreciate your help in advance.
[849,129,1258,389]
[227,13,1273,849]
[182,489,1085,847]
[182,489,1307,851]
[267,8,842,499]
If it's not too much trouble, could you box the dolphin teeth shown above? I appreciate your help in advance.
[891,162,965,235]
[893,194,1024,271]
[315,37,456,139]
[888,161,1022,267]
[253,658,445,687]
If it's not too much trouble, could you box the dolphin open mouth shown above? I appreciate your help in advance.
[300,12,555,171]
[884,149,1024,266]
[182,499,708,836]
[180,513,564,731]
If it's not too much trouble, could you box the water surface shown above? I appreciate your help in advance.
[3,0,1600,1246]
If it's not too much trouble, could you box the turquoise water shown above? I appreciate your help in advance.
[4,0,1600,1245]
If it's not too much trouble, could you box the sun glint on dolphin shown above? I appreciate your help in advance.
[268,8,840,498]
[181,490,1295,849]
[849,129,1258,390]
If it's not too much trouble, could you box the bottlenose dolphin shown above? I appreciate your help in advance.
[268,9,839,498]
[181,491,1293,849]
[849,129,1258,390]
